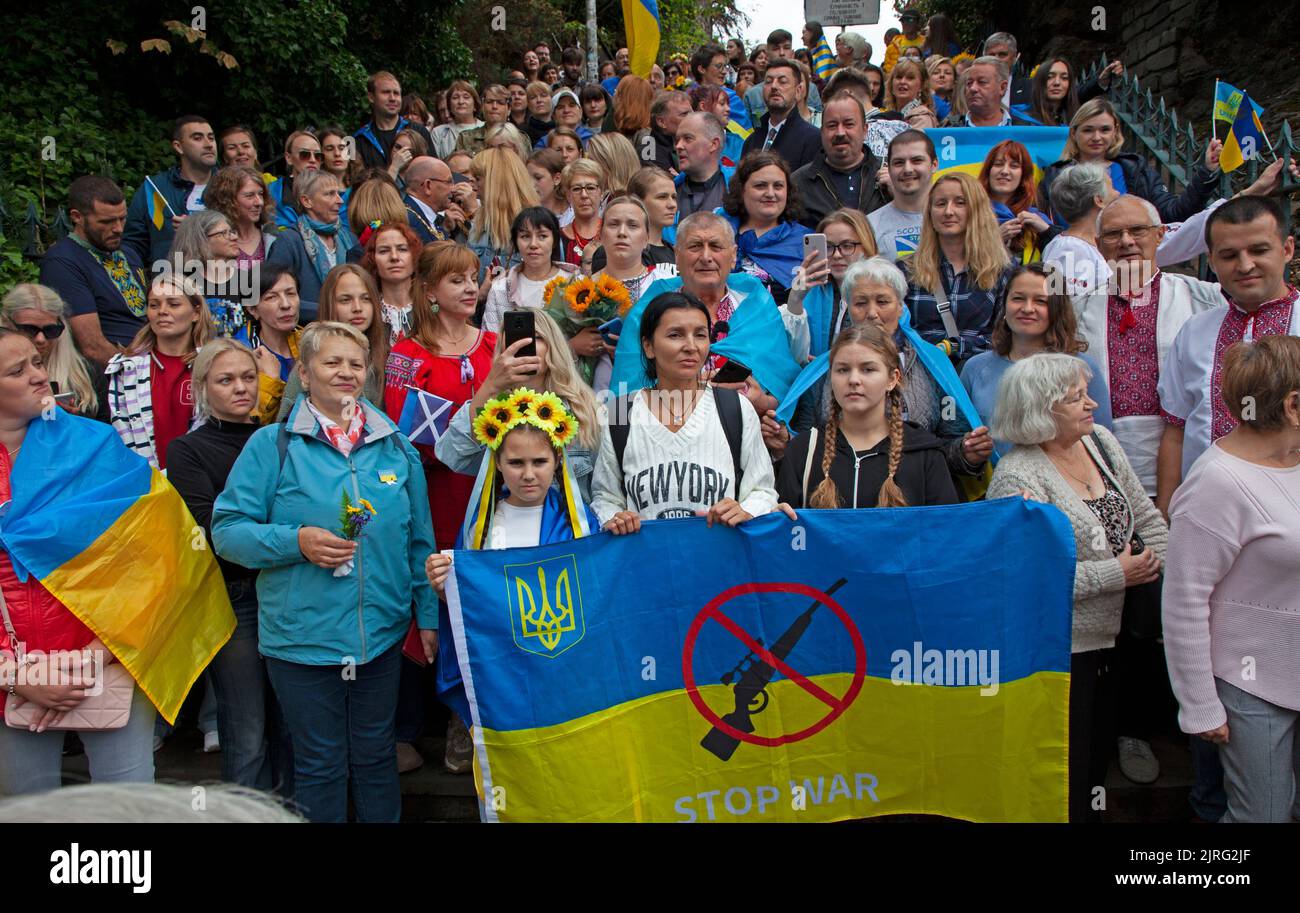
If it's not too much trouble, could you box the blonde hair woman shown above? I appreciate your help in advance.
[467,147,540,291]
[883,58,935,117]
[1,284,102,419]
[902,171,1012,369]
[436,309,603,498]
[1040,96,1222,223]
[783,207,880,363]
[483,122,532,161]
[584,132,640,196]
[107,274,215,468]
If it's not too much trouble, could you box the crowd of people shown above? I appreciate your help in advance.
[1,9,1297,825]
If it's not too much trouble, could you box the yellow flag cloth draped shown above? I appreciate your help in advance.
[0,411,233,724]
[622,0,660,79]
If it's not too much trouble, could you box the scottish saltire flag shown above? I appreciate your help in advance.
[446,499,1074,823]
[622,0,660,79]
[1213,81,1265,125]
[929,127,1069,183]
[0,411,233,724]
[811,35,837,81]
[1220,90,1266,173]
[398,385,453,445]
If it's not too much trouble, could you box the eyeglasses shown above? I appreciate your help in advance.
[1098,225,1157,245]
[295,149,324,161]
[207,228,238,240]
[828,240,862,257]
[570,184,602,196]
[12,321,65,340]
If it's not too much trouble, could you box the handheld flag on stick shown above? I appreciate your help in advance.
[144,175,176,231]
[621,0,660,79]
[398,386,454,445]
[1221,89,1267,173]
[1213,80,1265,125]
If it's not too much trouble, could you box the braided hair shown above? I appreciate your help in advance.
[808,324,908,509]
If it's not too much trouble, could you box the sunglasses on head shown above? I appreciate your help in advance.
[13,321,65,339]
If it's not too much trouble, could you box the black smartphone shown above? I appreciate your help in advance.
[501,310,538,371]
[1129,531,1145,555]
[711,359,752,385]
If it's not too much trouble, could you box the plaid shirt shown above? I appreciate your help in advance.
[902,255,1010,367]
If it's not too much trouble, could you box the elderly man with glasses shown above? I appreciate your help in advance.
[401,156,459,242]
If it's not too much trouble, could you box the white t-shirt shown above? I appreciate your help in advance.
[481,267,563,335]
[488,501,545,550]
[187,182,208,213]
[590,386,778,524]
[867,203,923,261]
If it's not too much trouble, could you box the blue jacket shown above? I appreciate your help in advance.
[268,177,297,229]
[211,398,438,666]
[123,165,211,268]
[264,222,358,323]
[354,117,434,170]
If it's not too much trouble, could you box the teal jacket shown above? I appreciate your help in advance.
[212,398,437,666]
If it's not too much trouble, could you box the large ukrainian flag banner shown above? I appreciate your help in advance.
[446,498,1074,823]
[622,0,660,79]
[0,411,234,724]
[929,126,1070,183]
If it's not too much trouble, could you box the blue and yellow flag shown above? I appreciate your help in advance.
[0,411,234,724]
[144,175,169,231]
[1220,90,1266,173]
[446,500,1074,822]
[1213,81,1265,125]
[621,0,660,79]
[811,35,838,82]
[928,126,1070,183]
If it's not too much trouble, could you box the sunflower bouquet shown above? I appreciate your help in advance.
[542,274,635,382]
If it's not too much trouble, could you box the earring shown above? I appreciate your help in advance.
[429,299,440,314]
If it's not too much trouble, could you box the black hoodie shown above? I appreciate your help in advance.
[776,421,958,509]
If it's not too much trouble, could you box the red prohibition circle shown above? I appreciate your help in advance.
[681,581,867,748]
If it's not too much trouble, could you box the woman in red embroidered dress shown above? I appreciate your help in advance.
[383,241,496,550]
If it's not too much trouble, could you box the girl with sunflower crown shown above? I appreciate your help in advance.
[425,386,604,734]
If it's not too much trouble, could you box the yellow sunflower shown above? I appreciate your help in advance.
[506,387,538,415]
[472,409,510,449]
[547,412,578,449]
[530,391,566,429]
[358,498,376,514]
[543,275,568,306]
[486,399,521,427]
[565,276,598,314]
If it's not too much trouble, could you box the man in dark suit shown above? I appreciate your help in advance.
[740,59,820,173]
[401,156,455,243]
[983,32,1033,107]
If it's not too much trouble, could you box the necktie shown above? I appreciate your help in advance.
[763,124,778,150]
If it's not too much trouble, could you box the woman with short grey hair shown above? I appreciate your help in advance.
[167,210,248,336]
[788,256,992,482]
[987,351,1167,822]
[835,32,871,68]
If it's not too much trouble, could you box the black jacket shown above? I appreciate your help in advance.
[941,106,1040,128]
[166,418,262,583]
[525,115,555,147]
[1038,151,1219,225]
[777,421,958,509]
[741,109,821,173]
[792,148,887,229]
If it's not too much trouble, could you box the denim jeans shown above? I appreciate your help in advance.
[208,579,278,789]
[0,685,156,795]
[1189,735,1227,822]
[265,639,402,823]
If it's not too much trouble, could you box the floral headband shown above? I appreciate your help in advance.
[472,388,578,451]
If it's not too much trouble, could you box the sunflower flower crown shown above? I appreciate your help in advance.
[472,387,579,451]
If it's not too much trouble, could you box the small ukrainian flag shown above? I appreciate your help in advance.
[1213,80,1264,125]
[1221,90,1267,173]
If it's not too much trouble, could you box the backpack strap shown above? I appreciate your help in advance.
[713,386,745,500]
[802,426,819,506]
[276,420,291,472]
[609,393,634,478]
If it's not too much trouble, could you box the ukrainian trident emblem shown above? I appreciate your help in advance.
[506,555,585,657]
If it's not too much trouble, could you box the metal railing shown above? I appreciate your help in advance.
[1082,53,1298,275]
[0,197,72,259]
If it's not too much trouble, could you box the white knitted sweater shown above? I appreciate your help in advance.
[987,425,1169,653]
